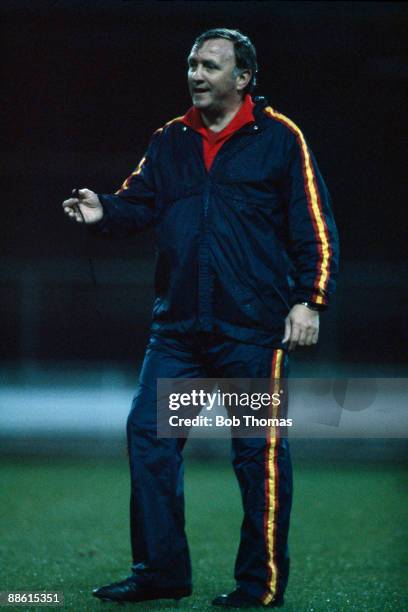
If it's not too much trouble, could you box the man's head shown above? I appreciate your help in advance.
[188,28,258,113]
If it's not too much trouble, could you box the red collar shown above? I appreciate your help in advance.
[182,94,255,142]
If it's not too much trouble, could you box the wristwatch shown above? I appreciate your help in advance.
[298,301,322,312]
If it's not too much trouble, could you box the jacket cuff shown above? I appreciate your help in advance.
[291,290,328,311]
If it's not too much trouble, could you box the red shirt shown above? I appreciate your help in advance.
[181,94,255,171]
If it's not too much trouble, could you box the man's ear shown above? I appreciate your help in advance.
[236,69,251,93]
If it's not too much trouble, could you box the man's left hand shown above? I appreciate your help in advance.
[282,304,319,351]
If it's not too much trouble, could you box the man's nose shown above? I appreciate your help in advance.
[191,65,204,81]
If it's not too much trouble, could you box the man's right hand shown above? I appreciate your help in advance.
[62,188,103,224]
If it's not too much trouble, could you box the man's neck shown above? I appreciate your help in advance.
[200,98,244,133]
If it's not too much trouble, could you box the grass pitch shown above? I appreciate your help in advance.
[0,454,407,611]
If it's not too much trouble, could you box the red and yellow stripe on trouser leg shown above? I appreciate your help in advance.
[262,349,285,606]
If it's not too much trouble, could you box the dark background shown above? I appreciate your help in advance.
[2,0,407,370]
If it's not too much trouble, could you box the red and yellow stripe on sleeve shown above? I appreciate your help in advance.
[153,114,184,135]
[115,156,146,194]
[115,115,183,195]
[262,348,284,605]
[264,106,332,305]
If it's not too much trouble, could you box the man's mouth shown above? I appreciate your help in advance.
[194,88,210,94]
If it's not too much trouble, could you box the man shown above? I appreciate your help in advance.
[63,29,339,608]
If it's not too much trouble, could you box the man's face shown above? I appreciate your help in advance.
[187,38,243,112]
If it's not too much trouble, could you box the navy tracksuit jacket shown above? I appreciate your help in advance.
[94,96,339,604]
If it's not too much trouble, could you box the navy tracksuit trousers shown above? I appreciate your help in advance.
[126,333,292,604]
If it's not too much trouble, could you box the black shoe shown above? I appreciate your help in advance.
[212,588,284,608]
[92,574,191,603]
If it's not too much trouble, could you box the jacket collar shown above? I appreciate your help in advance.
[181,94,255,137]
